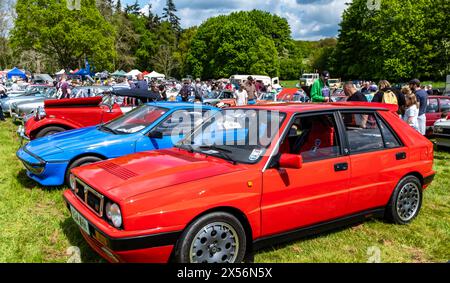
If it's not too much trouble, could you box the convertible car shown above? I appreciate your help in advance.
[64,102,435,263]
[17,102,216,186]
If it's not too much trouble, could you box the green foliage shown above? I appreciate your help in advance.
[333,0,449,81]
[187,10,303,80]
[162,0,181,33]
[10,0,116,71]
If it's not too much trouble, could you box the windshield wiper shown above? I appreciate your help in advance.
[175,143,194,153]
[99,124,118,135]
[198,145,237,165]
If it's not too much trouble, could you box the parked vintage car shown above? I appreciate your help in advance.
[277,88,309,103]
[10,88,57,120]
[12,85,115,121]
[18,87,156,141]
[426,95,450,135]
[203,90,236,107]
[64,102,435,263]
[17,102,217,186]
[18,96,124,141]
[433,120,450,148]
[1,85,54,116]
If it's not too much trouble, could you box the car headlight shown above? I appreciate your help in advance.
[105,202,122,228]
[69,174,77,191]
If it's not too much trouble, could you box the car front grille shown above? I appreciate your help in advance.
[23,161,45,175]
[74,178,105,217]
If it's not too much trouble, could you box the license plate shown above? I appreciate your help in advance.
[70,205,90,235]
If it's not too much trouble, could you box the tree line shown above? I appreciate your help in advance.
[0,0,448,81]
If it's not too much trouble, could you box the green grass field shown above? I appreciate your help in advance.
[0,120,449,263]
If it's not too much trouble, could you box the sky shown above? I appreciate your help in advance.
[127,0,350,41]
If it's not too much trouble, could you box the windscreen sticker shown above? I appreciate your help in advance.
[249,149,263,161]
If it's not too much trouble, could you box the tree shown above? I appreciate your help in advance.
[186,10,295,79]
[333,0,449,81]
[152,45,178,78]
[124,0,141,16]
[174,27,198,78]
[162,0,181,33]
[11,0,116,72]
[0,0,15,69]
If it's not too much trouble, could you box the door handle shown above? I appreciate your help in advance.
[396,152,407,160]
[334,162,348,172]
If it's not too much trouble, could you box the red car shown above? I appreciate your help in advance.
[64,102,435,263]
[20,96,123,140]
[426,95,450,135]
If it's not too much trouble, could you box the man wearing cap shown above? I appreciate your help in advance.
[244,76,257,105]
[310,71,331,103]
[409,79,428,135]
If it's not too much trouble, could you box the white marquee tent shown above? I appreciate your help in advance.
[144,71,166,80]
[125,69,142,79]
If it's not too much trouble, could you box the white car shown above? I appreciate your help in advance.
[433,120,450,148]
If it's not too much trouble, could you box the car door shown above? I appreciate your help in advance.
[426,97,440,129]
[261,112,351,236]
[135,109,206,152]
[339,111,406,214]
[439,97,450,116]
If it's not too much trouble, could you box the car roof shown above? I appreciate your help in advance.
[234,102,397,113]
[146,102,216,110]
[429,95,449,99]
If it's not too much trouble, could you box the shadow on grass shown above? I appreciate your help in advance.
[251,218,384,262]
[16,169,65,191]
[60,216,105,263]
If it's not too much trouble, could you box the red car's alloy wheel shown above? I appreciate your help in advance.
[189,222,240,263]
[396,182,420,222]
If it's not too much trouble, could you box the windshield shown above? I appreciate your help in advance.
[260,92,276,101]
[102,105,168,134]
[177,109,286,164]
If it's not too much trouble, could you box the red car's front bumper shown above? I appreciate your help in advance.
[63,190,180,263]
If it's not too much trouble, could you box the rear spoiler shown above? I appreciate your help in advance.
[331,102,398,113]
[44,96,103,107]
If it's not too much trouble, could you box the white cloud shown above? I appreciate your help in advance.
[131,0,349,40]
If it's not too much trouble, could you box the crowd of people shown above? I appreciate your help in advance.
[1,71,446,135]
[309,70,436,135]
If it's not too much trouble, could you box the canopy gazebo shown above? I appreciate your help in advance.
[7,67,27,80]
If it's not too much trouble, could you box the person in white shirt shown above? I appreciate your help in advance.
[402,86,419,131]
[235,84,248,106]
[11,80,20,91]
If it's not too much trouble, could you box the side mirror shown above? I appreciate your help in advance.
[279,154,303,169]
[148,131,163,139]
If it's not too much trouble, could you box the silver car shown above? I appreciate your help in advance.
[2,85,53,116]
[12,88,58,120]
[433,120,450,148]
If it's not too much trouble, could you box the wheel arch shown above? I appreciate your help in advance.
[401,171,424,187]
[170,206,254,262]
[67,152,108,170]
[30,123,73,139]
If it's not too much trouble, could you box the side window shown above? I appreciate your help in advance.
[427,99,438,113]
[341,112,384,154]
[377,116,402,149]
[155,110,206,136]
[280,114,341,162]
[440,98,450,112]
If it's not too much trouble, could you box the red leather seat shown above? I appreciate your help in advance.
[299,119,334,153]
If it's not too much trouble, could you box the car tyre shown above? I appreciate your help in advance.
[173,212,247,263]
[36,126,66,138]
[385,175,422,225]
[64,156,103,185]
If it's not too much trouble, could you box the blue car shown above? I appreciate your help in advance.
[17,102,217,186]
